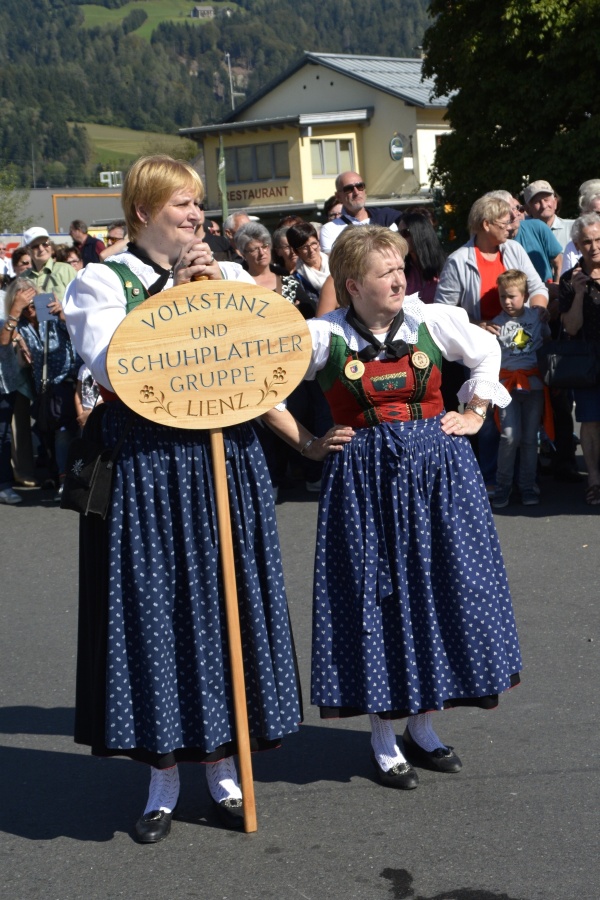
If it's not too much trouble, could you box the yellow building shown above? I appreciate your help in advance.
[180,52,450,217]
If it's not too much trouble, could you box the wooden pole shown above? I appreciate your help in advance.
[209,427,258,833]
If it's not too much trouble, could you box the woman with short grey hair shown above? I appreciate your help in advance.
[561,180,600,274]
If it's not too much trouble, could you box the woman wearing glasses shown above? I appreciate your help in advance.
[234,222,315,317]
[20,227,75,302]
[287,223,330,303]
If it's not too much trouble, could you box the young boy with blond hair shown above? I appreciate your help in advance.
[491,269,552,508]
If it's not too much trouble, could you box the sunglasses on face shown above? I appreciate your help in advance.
[341,182,366,194]
[31,242,51,250]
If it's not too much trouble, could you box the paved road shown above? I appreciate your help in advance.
[0,467,598,900]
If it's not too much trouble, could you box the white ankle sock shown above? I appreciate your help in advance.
[369,714,407,772]
[143,765,180,815]
[407,713,447,752]
[206,756,243,803]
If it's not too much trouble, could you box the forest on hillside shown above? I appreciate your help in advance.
[0,0,431,187]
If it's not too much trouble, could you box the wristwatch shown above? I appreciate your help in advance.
[465,403,488,420]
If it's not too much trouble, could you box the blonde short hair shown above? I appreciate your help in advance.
[467,196,511,235]
[122,155,204,242]
[497,268,527,296]
[329,225,408,308]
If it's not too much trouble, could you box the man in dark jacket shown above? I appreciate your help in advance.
[319,171,399,253]
[69,220,105,266]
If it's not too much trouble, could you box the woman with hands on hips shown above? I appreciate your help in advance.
[264,225,521,792]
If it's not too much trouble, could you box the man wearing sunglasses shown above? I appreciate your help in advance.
[21,227,75,302]
[319,170,399,254]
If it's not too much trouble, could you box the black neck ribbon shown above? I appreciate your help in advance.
[127,243,173,296]
[345,304,410,362]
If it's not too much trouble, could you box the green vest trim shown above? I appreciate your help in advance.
[103,261,149,313]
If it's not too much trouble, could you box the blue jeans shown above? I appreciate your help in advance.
[496,390,544,491]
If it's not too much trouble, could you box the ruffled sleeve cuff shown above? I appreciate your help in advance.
[457,378,511,408]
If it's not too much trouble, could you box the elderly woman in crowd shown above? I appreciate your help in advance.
[264,226,521,790]
[0,289,34,503]
[435,195,548,324]
[63,155,302,843]
[272,224,300,275]
[559,211,600,504]
[234,221,314,317]
[560,180,600,275]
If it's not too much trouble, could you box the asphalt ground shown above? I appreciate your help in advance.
[0,459,598,900]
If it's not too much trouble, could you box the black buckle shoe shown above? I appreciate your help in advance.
[211,796,245,829]
[134,808,175,844]
[370,750,419,790]
[402,729,462,773]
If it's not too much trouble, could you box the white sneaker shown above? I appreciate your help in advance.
[0,487,22,505]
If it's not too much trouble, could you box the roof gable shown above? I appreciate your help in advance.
[224,51,448,123]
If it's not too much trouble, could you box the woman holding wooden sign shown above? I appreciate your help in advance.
[264,225,521,790]
[63,156,302,843]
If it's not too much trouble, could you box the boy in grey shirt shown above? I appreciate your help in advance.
[491,269,551,508]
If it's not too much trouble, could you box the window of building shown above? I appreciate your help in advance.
[221,141,290,183]
[310,139,354,176]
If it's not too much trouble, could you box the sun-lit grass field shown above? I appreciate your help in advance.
[80,0,231,40]
[70,122,197,169]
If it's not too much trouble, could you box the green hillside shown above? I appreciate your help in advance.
[80,0,236,41]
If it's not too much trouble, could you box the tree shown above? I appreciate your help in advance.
[0,169,32,232]
[422,0,600,238]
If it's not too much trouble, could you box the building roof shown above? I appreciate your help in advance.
[179,108,373,139]
[216,52,448,124]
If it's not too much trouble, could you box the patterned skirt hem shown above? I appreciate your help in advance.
[82,735,286,768]
[317,673,521,720]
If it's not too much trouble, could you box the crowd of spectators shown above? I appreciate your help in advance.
[0,173,598,507]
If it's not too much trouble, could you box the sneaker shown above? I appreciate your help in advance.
[492,486,511,509]
[521,489,540,506]
[0,487,23,505]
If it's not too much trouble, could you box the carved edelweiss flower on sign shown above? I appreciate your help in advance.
[257,368,288,405]
[139,385,176,418]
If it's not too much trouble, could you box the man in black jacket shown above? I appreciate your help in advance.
[69,220,105,266]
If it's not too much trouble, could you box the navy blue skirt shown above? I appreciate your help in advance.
[75,403,301,765]
[311,415,521,718]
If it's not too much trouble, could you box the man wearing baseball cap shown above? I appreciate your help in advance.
[22,227,75,302]
[523,180,574,250]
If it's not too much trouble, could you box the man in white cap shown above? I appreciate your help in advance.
[523,180,574,250]
[21,227,75,302]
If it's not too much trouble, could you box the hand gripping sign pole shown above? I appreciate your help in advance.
[107,281,311,833]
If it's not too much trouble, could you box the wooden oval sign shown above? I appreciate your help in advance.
[106,281,312,429]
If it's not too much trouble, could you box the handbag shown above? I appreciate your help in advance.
[536,338,600,389]
[60,406,133,519]
[37,322,77,433]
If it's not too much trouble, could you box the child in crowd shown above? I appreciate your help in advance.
[75,363,101,430]
[491,269,552,508]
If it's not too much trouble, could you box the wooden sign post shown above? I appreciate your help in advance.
[106,281,312,834]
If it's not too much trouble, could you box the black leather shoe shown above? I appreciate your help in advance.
[402,729,462,773]
[134,808,175,843]
[370,750,419,790]
[211,796,245,829]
